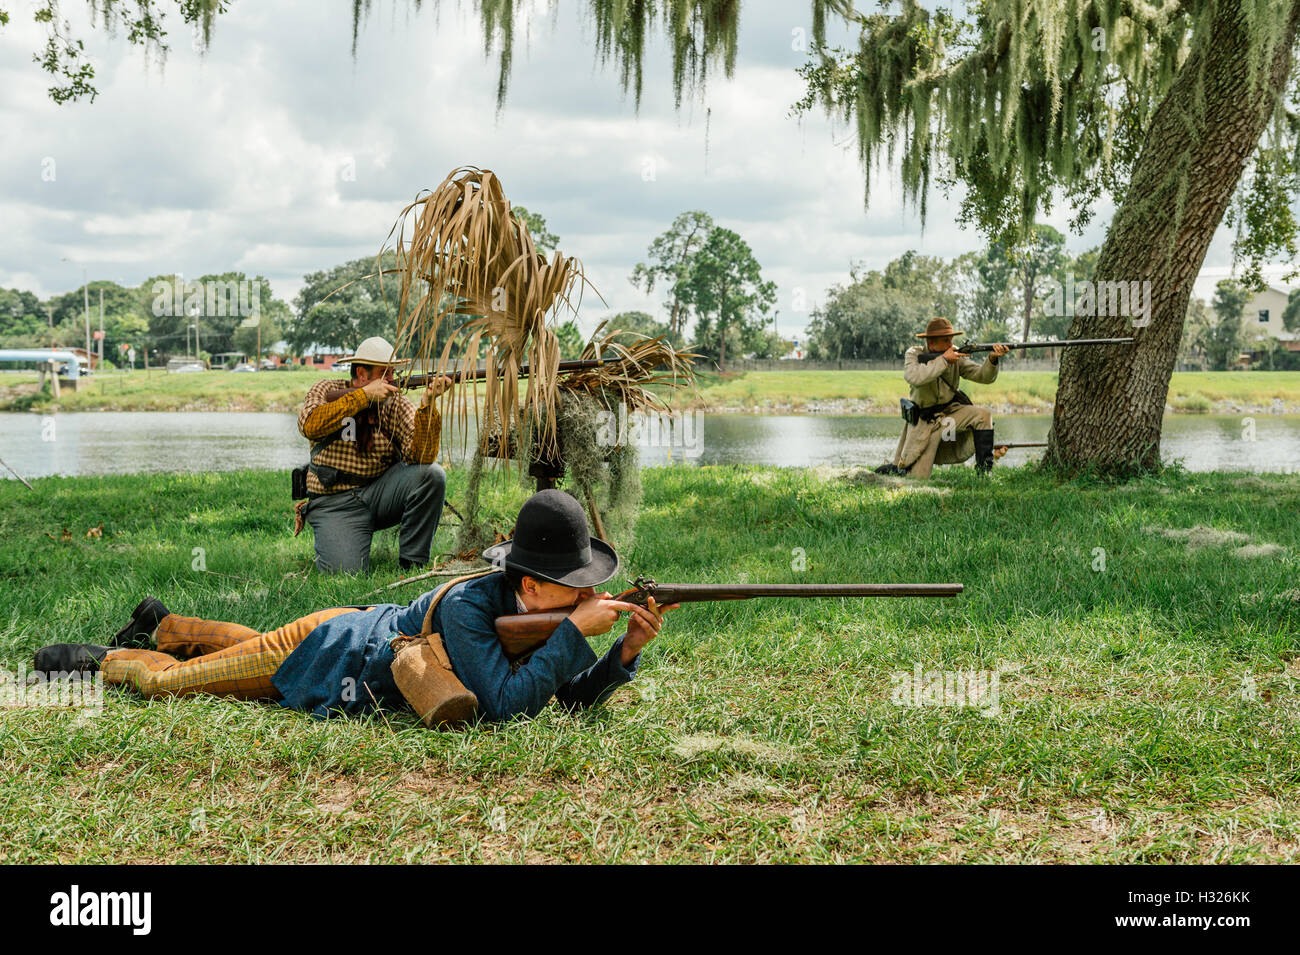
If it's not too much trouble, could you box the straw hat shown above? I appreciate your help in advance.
[336,336,409,367]
[916,317,965,339]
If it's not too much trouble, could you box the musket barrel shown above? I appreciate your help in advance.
[964,336,1135,353]
[917,336,1135,362]
[399,357,618,389]
[646,583,963,602]
[494,581,964,660]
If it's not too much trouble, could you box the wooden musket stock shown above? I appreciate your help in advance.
[493,578,964,661]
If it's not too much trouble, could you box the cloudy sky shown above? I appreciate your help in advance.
[0,0,1286,339]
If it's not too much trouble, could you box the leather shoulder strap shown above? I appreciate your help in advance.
[419,569,501,637]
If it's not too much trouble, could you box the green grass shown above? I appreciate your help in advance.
[670,369,1300,414]
[2,465,1299,862]
[6,368,1300,415]
[0,368,337,412]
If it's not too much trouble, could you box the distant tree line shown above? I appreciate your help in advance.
[0,273,290,369]
[2,204,788,373]
[802,226,1300,370]
[11,210,1292,373]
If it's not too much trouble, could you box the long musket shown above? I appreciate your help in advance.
[0,456,33,490]
[494,575,963,660]
[915,337,1134,364]
[398,357,622,389]
[994,441,1047,449]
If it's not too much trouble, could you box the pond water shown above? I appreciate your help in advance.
[1,411,1298,479]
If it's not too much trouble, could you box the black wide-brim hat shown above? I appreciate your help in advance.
[482,489,620,588]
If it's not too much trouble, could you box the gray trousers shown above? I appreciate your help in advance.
[305,462,447,573]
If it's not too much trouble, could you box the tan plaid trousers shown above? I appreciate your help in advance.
[102,608,361,700]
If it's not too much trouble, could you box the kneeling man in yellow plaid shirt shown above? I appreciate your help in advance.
[296,336,453,573]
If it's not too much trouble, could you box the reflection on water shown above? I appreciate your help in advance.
[1,412,1298,478]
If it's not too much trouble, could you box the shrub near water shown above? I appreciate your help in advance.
[0,466,1298,862]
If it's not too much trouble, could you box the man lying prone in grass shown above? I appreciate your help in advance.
[35,490,672,724]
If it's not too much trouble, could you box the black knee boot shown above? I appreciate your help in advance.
[974,429,995,473]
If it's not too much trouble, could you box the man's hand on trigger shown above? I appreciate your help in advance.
[421,375,455,407]
[942,346,963,364]
[360,378,398,404]
[567,593,641,638]
[620,596,677,667]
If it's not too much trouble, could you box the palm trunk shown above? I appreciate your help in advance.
[1048,1,1300,476]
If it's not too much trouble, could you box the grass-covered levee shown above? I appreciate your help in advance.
[2,463,1298,863]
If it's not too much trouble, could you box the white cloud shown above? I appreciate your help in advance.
[0,0,1285,344]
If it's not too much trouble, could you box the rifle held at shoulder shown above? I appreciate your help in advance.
[915,337,1135,364]
[494,576,964,660]
[399,357,622,389]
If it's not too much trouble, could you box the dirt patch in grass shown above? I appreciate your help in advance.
[864,791,1300,862]
[671,733,795,764]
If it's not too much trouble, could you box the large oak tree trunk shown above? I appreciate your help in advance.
[1048,2,1300,477]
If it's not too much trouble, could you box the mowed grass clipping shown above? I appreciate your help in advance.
[1,465,1298,863]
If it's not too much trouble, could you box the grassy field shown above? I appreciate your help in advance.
[2,464,1298,863]
[673,369,1300,413]
[4,368,1300,414]
[0,368,336,413]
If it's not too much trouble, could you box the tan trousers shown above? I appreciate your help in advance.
[907,404,993,479]
[101,608,360,700]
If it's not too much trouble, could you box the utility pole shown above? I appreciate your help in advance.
[98,287,104,369]
[59,257,91,369]
[191,304,202,364]
[82,270,91,372]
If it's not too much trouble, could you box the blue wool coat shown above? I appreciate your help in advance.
[272,572,638,722]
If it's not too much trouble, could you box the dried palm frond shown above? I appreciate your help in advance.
[382,166,599,461]
[560,320,700,414]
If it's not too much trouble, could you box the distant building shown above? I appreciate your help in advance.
[288,343,348,369]
[1243,286,1300,351]
[67,347,99,371]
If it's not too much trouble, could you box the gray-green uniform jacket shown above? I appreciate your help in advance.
[893,345,1000,468]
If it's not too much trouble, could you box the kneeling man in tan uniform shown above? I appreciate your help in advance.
[890,318,1009,478]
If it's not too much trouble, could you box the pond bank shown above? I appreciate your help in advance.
[3,369,1300,416]
[4,411,1298,478]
